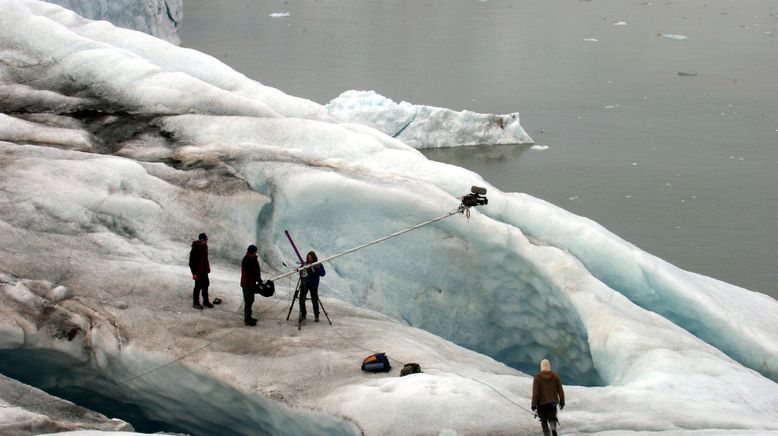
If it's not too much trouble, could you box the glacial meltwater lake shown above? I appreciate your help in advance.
[180,0,778,298]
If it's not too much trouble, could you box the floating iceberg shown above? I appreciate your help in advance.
[326,90,533,149]
[659,33,689,40]
[1,1,777,435]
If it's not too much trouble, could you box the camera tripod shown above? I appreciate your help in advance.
[286,275,332,330]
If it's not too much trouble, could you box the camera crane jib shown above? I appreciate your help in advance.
[268,186,488,282]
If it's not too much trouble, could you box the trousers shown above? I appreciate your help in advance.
[193,274,210,305]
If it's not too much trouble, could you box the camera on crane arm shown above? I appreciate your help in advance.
[461,186,488,208]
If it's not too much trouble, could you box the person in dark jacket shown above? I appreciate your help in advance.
[240,244,261,326]
[189,233,212,310]
[531,359,565,436]
[299,250,325,323]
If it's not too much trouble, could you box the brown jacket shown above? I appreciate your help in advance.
[532,371,565,409]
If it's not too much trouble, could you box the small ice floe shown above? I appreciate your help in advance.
[613,21,628,26]
[269,12,290,18]
[677,71,698,76]
[625,195,633,198]
[659,33,688,40]
[631,162,638,166]
[531,145,550,151]
[584,38,599,42]
[569,196,579,200]
[605,104,620,109]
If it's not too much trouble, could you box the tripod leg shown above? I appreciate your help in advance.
[318,297,332,325]
[286,287,299,321]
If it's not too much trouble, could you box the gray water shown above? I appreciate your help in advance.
[180,0,777,297]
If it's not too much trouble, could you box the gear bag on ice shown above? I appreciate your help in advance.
[253,279,275,297]
[400,363,422,376]
[361,353,391,373]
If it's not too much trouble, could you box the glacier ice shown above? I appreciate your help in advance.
[42,0,183,44]
[1,0,778,434]
[0,371,134,434]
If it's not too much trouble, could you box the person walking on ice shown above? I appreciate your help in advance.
[531,358,565,436]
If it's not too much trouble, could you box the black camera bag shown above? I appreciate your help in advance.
[254,279,275,297]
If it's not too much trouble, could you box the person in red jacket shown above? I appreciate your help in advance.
[531,358,565,436]
[189,233,212,310]
[240,244,261,326]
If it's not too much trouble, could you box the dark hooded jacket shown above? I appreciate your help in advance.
[302,263,325,289]
[241,252,261,288]
[189,240,210,276]
[532,370,565,409]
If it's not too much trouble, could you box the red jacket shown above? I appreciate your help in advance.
[189,240,210,276]
[241,252,261,288]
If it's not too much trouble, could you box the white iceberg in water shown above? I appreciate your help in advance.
[659,33,689,40]
[326,90,533,148]
[1,1,778,434]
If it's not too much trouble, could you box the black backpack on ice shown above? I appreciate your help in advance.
[361,353,391,373]
[254,279,275,297]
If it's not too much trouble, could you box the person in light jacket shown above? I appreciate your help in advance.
[531,358,565,436]
[299,251,325,322]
